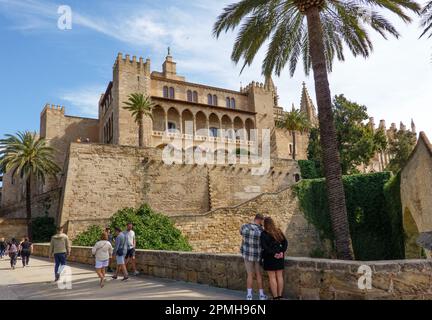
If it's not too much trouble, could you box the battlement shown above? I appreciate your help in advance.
[114,52,150,74]
[41,103,65,116]
[240,81,270,93]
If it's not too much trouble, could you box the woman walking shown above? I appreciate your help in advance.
[6,238,19,270]
[20,238,33,267]
[92,232,113,288]
[260,217,288,300]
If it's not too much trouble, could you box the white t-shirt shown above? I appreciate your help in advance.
[125,230,135,249]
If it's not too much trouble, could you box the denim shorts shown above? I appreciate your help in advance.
[95,260,109,269]
[116,255,125,265]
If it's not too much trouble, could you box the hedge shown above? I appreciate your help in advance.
[293,172,405,260]
[298,160,320,179]
[32,216,56,243]
[73,204,192,251]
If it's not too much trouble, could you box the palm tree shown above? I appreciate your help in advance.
[214,0,420,259]
[277,106,311,160]
[123,93,154,148]
[420,1,432,38]
[0,132,60,240]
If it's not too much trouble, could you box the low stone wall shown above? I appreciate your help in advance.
[33,244,432,300]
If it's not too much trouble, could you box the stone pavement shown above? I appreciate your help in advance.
[0,256,245,300]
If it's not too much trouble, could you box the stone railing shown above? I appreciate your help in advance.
[152,130,255,146]
[32,244,432,300]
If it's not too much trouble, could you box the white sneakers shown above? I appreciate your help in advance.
[246,293,268,300]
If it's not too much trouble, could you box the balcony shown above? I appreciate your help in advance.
[152,131,255,146]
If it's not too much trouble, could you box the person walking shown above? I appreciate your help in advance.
[0,238,6,259]
[260,217,288,300]
[112,227,128,281]
[6,238,19,269]
[105,228,114,273]
[20,237,33,267]
[240,213,267,301]
[124,223,139,276]
[92,232,113,288]
[49,227,71,282]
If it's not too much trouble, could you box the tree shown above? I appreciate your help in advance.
[213,0,419,259]
[308,95,387,175]
[420,1,432,38]
[0,132,60,240]
[123,93,154,147]
[277,107,311,160]
[386,129,416,173]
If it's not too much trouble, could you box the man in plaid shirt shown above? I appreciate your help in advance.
[240,213,267,300]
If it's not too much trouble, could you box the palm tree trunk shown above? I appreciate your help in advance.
[292,130,296,160]
[138,118,144,147]
[306,7,354,260]
[26,176,32,241]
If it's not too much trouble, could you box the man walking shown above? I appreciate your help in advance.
[49,227,71,281]
[240,213,267,300]
[112,227,129,281]
[124,223,139,276]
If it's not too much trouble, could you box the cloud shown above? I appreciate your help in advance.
[59,86,104,118]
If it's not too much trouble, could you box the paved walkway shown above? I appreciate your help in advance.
[0,256,244,300]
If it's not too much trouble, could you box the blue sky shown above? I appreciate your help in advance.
[0,0,431,140]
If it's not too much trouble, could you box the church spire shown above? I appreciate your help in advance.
[411,119,417,135]
[300,82,318,126]
[265,75,279,107]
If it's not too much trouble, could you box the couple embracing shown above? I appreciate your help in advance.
[240,213,288,300]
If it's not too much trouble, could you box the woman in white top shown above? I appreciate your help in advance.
[92,232,113,287]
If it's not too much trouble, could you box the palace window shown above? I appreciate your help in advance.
[213,95,218,106]
[207,94,213,105]
[187,90,193,102]
[193,91,198,103]
[226,97,231,108]
[226,97,236,109]
[168,122,177,132]
[231,98,236,109]
[169,87,175,99]
[163,86,169,98]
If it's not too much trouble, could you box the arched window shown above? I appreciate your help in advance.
[213,95,218,106]
[163,86,169,98]
[226,97,231,108]
[187,90,193,102]
[231,98,236,109]
[193,91,198,103]
[209,127,218,137]
[207,94,213,105]
[169,87,175,99]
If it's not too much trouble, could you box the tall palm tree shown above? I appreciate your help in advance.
[420,1,432,38]
[214,0,420,259]
[277,106,311,160]
[123,93,154,147]
[0,132,60,240]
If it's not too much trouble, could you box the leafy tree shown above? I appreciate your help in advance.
[213,0,419,260]
[32,216,57,243]
[0,132,60,240]
[276,107,311,160]
[123,93,154,147]
[74,204,192,251]
[386,129,416,173]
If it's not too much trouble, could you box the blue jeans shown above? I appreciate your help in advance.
[0,249,5,258]
[54,253,67,277]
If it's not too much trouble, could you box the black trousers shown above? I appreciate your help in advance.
[9,253,17,267]
[21,250,30,266]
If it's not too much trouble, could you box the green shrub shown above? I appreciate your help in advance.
[293,172,405,260]
[32,216,56,243]
[298,160,320,179]
[73,225,104,247]
[74,204,192,251]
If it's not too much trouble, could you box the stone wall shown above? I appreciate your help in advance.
[58,143,300,232]
[0,218,27,239]
[173,185,322,256]
[273,128,309,161]
[32,244,432,300]
[401,132,432,258]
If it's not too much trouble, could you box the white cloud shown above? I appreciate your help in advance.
[59,86,104,118]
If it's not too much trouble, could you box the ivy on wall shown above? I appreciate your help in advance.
[298,160,320,179]
[293,172,405,260]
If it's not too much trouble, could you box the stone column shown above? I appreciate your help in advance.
[164,109,168,132]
